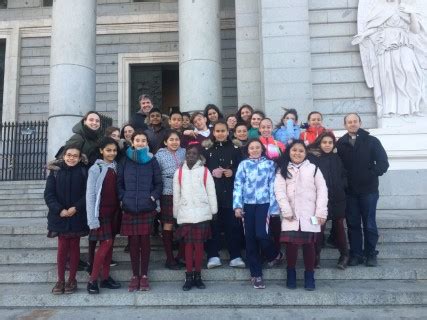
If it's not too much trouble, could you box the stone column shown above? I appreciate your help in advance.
[47,0,96,160]
[178,0,222,112]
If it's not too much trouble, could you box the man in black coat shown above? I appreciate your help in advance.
[337,113,389,267]
[130,94,153,130]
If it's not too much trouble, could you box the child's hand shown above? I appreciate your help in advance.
[60,209,69,218]
[223,169,233,178]
[317,217,326,225]
[212,168,224,178]
[183,130,196,138]
[234,208,243,218]
[67,207,77,217]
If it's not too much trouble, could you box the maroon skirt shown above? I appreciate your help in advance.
[280,230,316,245]
[175,221,211,244]
[120,211,156,236]
[47,230,88,239]
[160,195,174,224]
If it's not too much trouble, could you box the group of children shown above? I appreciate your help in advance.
[45,104,349,295]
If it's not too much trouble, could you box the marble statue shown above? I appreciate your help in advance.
[352,0,427,117]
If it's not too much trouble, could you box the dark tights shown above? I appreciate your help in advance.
[57,236,80,282]
[286,242,315,272]
[129,235,151,276]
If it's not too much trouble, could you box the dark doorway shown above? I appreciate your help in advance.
[130,63,179,116]
[0,39,5,123]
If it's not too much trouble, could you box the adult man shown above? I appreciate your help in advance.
[130,94,153,130]
[336,113,389,267]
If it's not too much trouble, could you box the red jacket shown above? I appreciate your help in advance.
[300,126,334,145]
[259,136,285,160]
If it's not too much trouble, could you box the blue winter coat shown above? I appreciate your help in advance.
[273,119,300,146]
[117,155,163,214]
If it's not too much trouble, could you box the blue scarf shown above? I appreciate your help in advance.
[126,146,153,164]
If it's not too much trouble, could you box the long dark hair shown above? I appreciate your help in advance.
[244,138,266,159]
[204,104,224,126]
[277,139,307,179]
[236,104,254,124]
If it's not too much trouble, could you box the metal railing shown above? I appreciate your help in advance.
[0,114,113,181]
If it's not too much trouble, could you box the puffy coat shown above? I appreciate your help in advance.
[202,139,242,208]
[117,156,163,214]
[309,150,347,219]
[44,162,89,234]
[337,128,389,195]
[173,160,218,224]
[274,160,328,232]
[65,121,102,165]
[155,147,186,195]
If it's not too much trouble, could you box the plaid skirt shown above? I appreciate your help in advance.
[160,195,174,224]
[47,230,88,239]
[175,221,211,244]
[89,207,121,241]
[280,230,316,245]
[120,210,156,236]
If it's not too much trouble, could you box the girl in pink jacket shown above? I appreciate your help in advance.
[274,140,328,291]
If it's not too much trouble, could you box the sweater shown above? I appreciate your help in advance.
[274,160,328,232]
[173,160,218,224]
[233,156,279,215]
[155,147,186,195]
[248,127,260,139]
[86,160,118,230]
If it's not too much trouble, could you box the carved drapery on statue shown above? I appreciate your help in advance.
[353,0,427,118]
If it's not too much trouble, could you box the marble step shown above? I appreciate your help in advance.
[1,243,427,265]
[0,259,425,284]
[0,280,426,308]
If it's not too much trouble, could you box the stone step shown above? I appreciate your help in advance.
[0,199,45,206]
[1,243,426,265]
[0,259,425,284]
[0,280,426,308]
[0,181,45,189]
[1,227,425,249]
[0,193,45,200]
[0,210,47,218]
[4,306,427,320]
[0,205,48,214]
[0,188,44,196]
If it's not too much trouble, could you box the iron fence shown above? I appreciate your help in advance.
[0,114,113,181]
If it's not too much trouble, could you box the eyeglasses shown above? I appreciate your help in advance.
[64,153,80,159]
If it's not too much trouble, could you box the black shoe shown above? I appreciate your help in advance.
[192,271,206,289]
[87,280,99,294]
[365,255,378,267]
[175,257,186,268]
[110,259,118,267]
[182,272,193,291]
[100,276,121,289]
[348,256,364,266]
[78,259,89,271]
[165,260,181,270]
[124,244,130,253]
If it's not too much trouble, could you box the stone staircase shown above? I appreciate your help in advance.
[0,180,426,314]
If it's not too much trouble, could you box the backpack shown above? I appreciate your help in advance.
[178,166,208,188]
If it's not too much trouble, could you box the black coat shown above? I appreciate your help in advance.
[44,163,89,234]
[202,139,242,208]
[309,151,347,220]
[337,128,389,195]
[117,157,163,214]
[130,112,148,131]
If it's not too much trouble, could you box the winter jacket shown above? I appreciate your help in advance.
[155,147,186,195]
[274,160,328,232]
[65,121,102,165]
[181,129,212,148]
[300,126,332,146]
[259,136,285,160]
[44,162,89,234]
[337,128,389,195]
[117,148,163,214]
[173,160,218,224]
[308,150,347,219]
[86,160,118,230]
[233,156,279,215]
[130,111,148,131]
[248,127,260,139]
[273,119,301,146]
[202,139,242,208]
[145,125,169,154]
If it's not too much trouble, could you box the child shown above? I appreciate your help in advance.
[120,124,135,146]
[274,140,328,291]
[182,112,212,147]
[248,111,264,139]
[169,110,183,132]
[44,146,89,294]
[233,123,249,147]
[117,130,163,292]
[204,104,224,128]
[226,114,237,133]
[259,118,286,160]
[236,104,254,125]
[202,121,245,269]
[308,132,349,269]
[300,111,333,146]
[233,139,282,289]
[155,130,186,269]
[182,112,193,130]
[173,144,218,291]
[145,108,168,154]
[273,108,301,146]
[86,137,122,294]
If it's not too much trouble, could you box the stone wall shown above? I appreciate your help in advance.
[309,0,376,129]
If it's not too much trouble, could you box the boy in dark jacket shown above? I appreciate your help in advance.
[44,146,89,295]
[337,113,389,267]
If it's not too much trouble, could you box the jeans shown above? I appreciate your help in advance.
[346,192,379,258]
[243,203,278,277]
[205,207,244,260]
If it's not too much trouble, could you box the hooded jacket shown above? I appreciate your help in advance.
[337,128,389,195]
